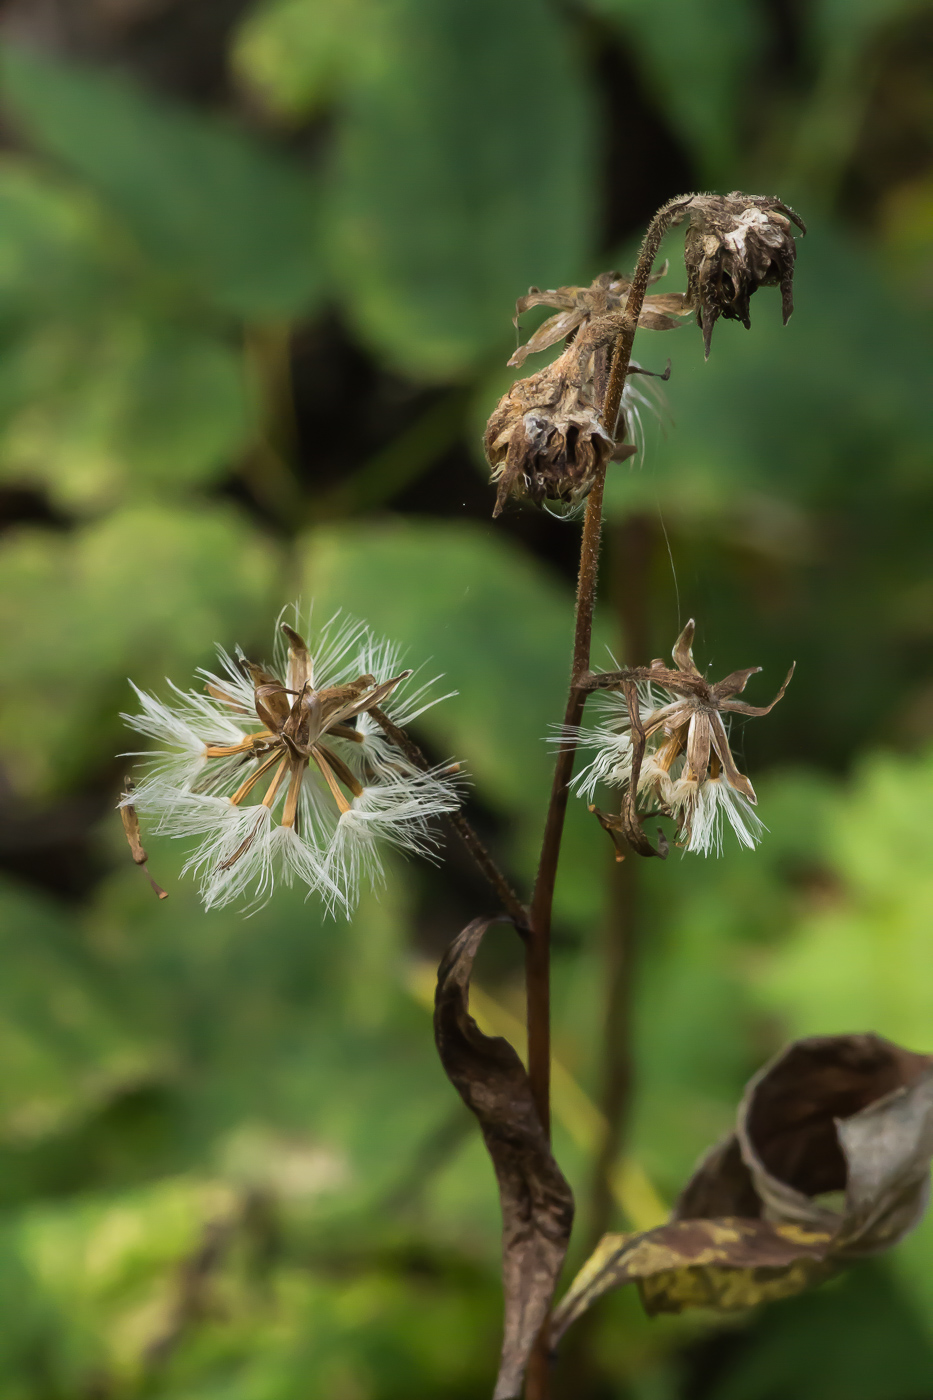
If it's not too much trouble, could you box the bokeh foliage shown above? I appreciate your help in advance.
[0,0,931,1396]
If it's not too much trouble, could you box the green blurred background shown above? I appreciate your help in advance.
[0,0,931,1395]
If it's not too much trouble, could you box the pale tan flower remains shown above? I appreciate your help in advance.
[507,267,688,369]
[568,620,794,855]
[485,268,683,518]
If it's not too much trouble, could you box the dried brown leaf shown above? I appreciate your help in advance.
[553,1034,933,1344]
[552,1217,834,1339]
[434,918,574,1400]
[736,1033,933,1252]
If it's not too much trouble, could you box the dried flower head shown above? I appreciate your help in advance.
[121,610,461,913]
[507,266,688,369]
[484,341,622,518]
[485,341,672,518]
[485,263,684,518]
[568,619,794,855]
[682,192,806,358]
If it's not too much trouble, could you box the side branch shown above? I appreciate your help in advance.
[368,705,528,929]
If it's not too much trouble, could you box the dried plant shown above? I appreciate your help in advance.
[119,191,929,1400]
[683,192,806,357]
[507,266,688,369]
[568,618,795,855]
[121,610,461,912]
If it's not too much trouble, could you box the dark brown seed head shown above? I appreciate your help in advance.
[484,343,634,517]
[682,192,806,357]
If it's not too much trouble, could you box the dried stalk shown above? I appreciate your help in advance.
[523,208,685,1400]
[368,705,528,928]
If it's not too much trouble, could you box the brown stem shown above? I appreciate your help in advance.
[601,194,694,438]
[368,706,528,929]
[523,207,689,1398]
[587,515,654,1248]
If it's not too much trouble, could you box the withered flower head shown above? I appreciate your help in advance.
[484,341,622,519]
[568,619,794,854]
[507,266,688,369]
[120,609,460,913]
[682,192,806,358]
[485,265,684,518]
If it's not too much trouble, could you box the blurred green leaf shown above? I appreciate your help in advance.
[756,748,933,1050]
[0,159,119,322]
[0,883,156,1149]
[328,0,596,377]
[0,159,253,509]
[580,0,763,178]
[0,318,251,510]
[0,504,279,792]
[707,1261,933,1400]
[233,0,365,121]
[0,44,323,318]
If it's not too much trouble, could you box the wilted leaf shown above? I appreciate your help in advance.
[434,918,574,1400]
[553,1034,933,1339]
[552,1216,834,1337]
[733,1033,933,1255]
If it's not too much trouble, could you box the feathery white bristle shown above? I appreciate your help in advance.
[122,606,462,915]
[674,776,764,856]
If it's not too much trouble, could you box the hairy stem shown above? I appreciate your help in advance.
[587,515,654,1248]
[601,194,694,438]
[524,207,687,1400]
[368,705,528,928]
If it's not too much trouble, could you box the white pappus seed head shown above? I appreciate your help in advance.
[120,606,462,914]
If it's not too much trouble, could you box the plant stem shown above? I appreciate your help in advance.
[587,515,654,1249]
[526,463,608,1136]
[601,195,693,438]
[523,205,688,1400]
[368,705,528,928]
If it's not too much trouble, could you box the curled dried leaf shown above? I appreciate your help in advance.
[552,1217,834,1338]
[733,1033,933,1255]
[434,918,574,1400]
[553,1034,933,1342]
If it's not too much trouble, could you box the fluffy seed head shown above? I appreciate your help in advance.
[120,608,461,914]
[564,620,794,857]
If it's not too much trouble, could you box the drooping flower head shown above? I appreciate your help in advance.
[121,610,461,912]
[569,620,794,855]
[681,193,806,358]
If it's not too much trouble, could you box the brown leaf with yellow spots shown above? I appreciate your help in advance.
[552,1033,933,1346]
[552,1217,835,1338]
